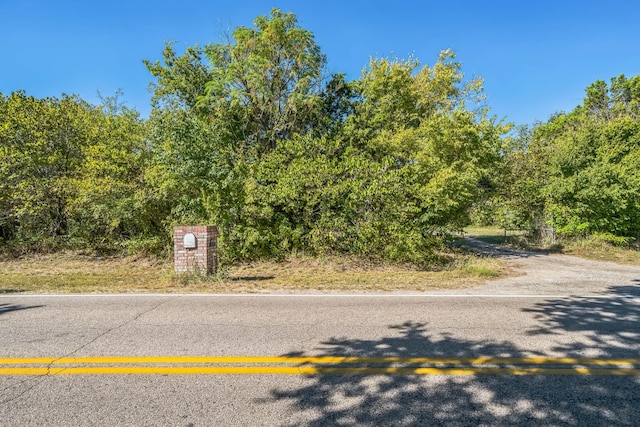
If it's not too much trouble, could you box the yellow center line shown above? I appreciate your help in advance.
[0,366,639,376]
[1,356,639,366]
[0,356,639,376]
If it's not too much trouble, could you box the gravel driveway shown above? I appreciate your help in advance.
[462,238,640,296]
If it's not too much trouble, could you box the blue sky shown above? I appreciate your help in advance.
[2,0,639,125]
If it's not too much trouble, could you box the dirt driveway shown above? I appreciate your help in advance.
[462,238,640,296]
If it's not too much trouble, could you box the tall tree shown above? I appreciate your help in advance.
[198,8,327,156]
[144,9,331,258]
[239,51,508,263]
[144,11,508,263]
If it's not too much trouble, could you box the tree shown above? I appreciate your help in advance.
[145,11,508,263]
[198,8,327,156]
[67,94,159,249]
[0,92,91,245]
[144,9,331,259]
[510,75,640,241]
[239,51,508,263]
[0,91,160,252]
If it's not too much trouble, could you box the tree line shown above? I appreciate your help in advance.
[1,9,639,262]
[483,74,640,244]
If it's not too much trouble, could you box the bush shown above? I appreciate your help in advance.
[590,232,633,247]
[124,236,171,258]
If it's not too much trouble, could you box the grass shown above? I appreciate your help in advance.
[465,226,640,266]
[5,227,636,294]
[0,252,508,294]
[0,254,173,294]
[214,254,506,293]
[560,238,640,265]
[463,226,529,244]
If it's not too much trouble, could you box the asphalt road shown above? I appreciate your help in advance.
[1,246,640,426]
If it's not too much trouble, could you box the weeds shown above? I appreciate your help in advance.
[466,226,640,266]
[0,251,508,294]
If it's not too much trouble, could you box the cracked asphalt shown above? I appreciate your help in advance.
[1,241,640,426]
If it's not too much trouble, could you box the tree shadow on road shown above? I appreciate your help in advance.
[524,282,640,359]
[265,287,640,426]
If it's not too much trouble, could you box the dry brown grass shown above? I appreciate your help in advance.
[0,253,174,294]
[215,255,507,293]
[560,239,640,266]
[0,252,509,294]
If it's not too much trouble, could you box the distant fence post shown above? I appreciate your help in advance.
[534,226,556,245]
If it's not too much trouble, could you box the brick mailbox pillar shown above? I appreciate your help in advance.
[173,226,218,274]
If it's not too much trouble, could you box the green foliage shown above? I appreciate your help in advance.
[543,99,640,238]
[141,10,508,264]
[6,10,640,265]
[0,91,161,253]
[198,8,326,157]
[490,74,640,242]
[200,47,504,263]
[0,92,90,244]
[3,9,509,266]
[590,232,633,247]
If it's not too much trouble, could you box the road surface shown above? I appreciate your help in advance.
[1,242,640,426]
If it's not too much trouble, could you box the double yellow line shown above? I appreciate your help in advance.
[1,356,639,376]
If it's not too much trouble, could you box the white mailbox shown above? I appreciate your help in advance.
[183,232,197,249]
